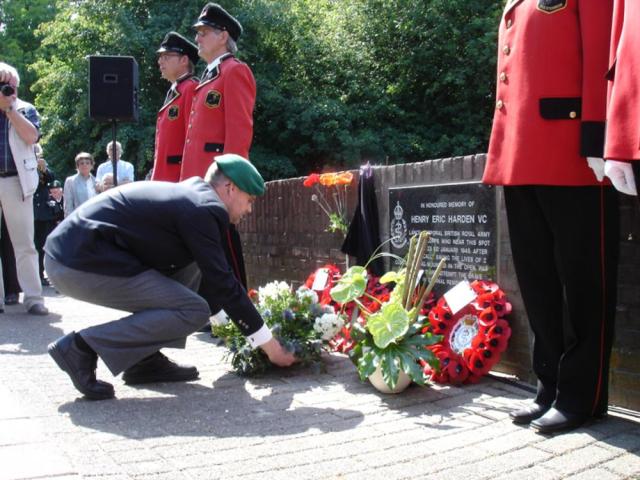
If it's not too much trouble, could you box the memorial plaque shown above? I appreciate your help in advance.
[388,182,497,293]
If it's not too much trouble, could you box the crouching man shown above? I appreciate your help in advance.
[45,154,295,400]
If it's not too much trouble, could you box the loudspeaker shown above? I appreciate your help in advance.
[89,56,139,122]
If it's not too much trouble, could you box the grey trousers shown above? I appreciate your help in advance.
[44,255,210,375]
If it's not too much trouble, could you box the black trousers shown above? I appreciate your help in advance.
[1,217,21,296]
[504,185,619,416]
[34,219,56,281]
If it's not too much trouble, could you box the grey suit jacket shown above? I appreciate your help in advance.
[63,173,97,217]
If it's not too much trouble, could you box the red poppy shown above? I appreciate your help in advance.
[303,173,320,187]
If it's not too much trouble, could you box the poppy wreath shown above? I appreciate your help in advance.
[421,280,512,384]
[303,265,391,353]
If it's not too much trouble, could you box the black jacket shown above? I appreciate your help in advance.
[44,178,263,336]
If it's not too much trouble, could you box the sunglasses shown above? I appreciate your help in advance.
[77,159,93,165]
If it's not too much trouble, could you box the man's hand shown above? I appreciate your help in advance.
[604,160,637,196]
[259,337,297,367]
[587,157,605,182]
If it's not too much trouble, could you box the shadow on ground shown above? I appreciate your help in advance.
[57,371,364,439]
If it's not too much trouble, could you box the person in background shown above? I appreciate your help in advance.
[64,152,97,217]
[181,2,257,295]
[151,32,199,182]
[96,141,134,191]
[48,180,64,226]
[482,1,617,434]
[32,144,57,286]
[45,155,296,400]
[181,2,256,180]
[604,0,640,199]
[0,62,49,315]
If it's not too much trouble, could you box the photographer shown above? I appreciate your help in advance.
[0,62,49,315]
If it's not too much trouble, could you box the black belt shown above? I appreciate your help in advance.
[0,171,17,178]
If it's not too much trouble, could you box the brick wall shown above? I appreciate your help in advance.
[239,154,640,411]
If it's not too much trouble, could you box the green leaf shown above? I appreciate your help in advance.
[357,347,379,381]
[397,349,428,386]
[379,270,403,284]
[330,266,367,303]
[380,349,401,390]
[366,301,410,349]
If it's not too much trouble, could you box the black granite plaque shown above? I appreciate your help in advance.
[388,182,497,293]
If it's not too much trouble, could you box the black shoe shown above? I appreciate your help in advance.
[510,402,551,424]
[28,303,49,316]
[5,293,19,305]
[48,332,115,400]
[530,407,590,434]
[122,352,199,385]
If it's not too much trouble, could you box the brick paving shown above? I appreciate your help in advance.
[1,288,639,480]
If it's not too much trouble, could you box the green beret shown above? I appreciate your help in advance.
[216,154,265,196]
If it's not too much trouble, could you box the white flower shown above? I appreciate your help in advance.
[295,286,319,304]
[258,281,291,303]
[313,313,345,341]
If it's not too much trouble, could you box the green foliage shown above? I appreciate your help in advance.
[7,0,503,179]
[0,0,57,103]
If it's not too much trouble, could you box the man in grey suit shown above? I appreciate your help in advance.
[45,154,296,400]
[63,152,97,217]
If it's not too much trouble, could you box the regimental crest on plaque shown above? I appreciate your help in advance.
[390,201,408,249]
[536,0,567,14]
[205,90,222,108]
[167,105,179,120]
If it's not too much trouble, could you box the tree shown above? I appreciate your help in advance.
[0,0,58,103]
[23,0,503,180]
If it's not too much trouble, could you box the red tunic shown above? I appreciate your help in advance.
[483,0,612,186]
[605,0,640,162]
[180,56,256,180]
[151,75,198,182]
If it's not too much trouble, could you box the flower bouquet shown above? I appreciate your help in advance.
[329,231,446,392]
[212,281,343,376]
[303,171,354,235]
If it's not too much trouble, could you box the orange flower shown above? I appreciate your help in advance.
[334,171,354,185]
[319,172,338,186]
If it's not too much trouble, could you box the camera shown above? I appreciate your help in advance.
[1,82,15,97]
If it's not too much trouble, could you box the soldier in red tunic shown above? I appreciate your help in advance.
[483,0,619,433]
[151,32,199,183]
[604,0,640,197]
[180,2,256,181]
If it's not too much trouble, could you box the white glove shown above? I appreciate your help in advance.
[587,157,605,182]
[604,160,637,196]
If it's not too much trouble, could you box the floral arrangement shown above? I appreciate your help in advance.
[212,281,343,376]
[303,171,354,235]
[422,280,512,384]
[304,265,392,354]
[330,231,447,391]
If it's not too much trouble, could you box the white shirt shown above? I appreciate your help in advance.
[205,53,230,76]
[96,159,135,184]
[84,176,97,199]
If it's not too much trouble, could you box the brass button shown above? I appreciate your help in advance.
[496,99,504,110]
[569,111,577,119]
[499,72,507,82]
[506,19,512,29]
[503,45,511,55]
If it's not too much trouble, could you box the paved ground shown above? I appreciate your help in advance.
[1,288,639,480]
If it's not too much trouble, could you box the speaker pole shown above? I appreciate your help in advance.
[111,119,119,187]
